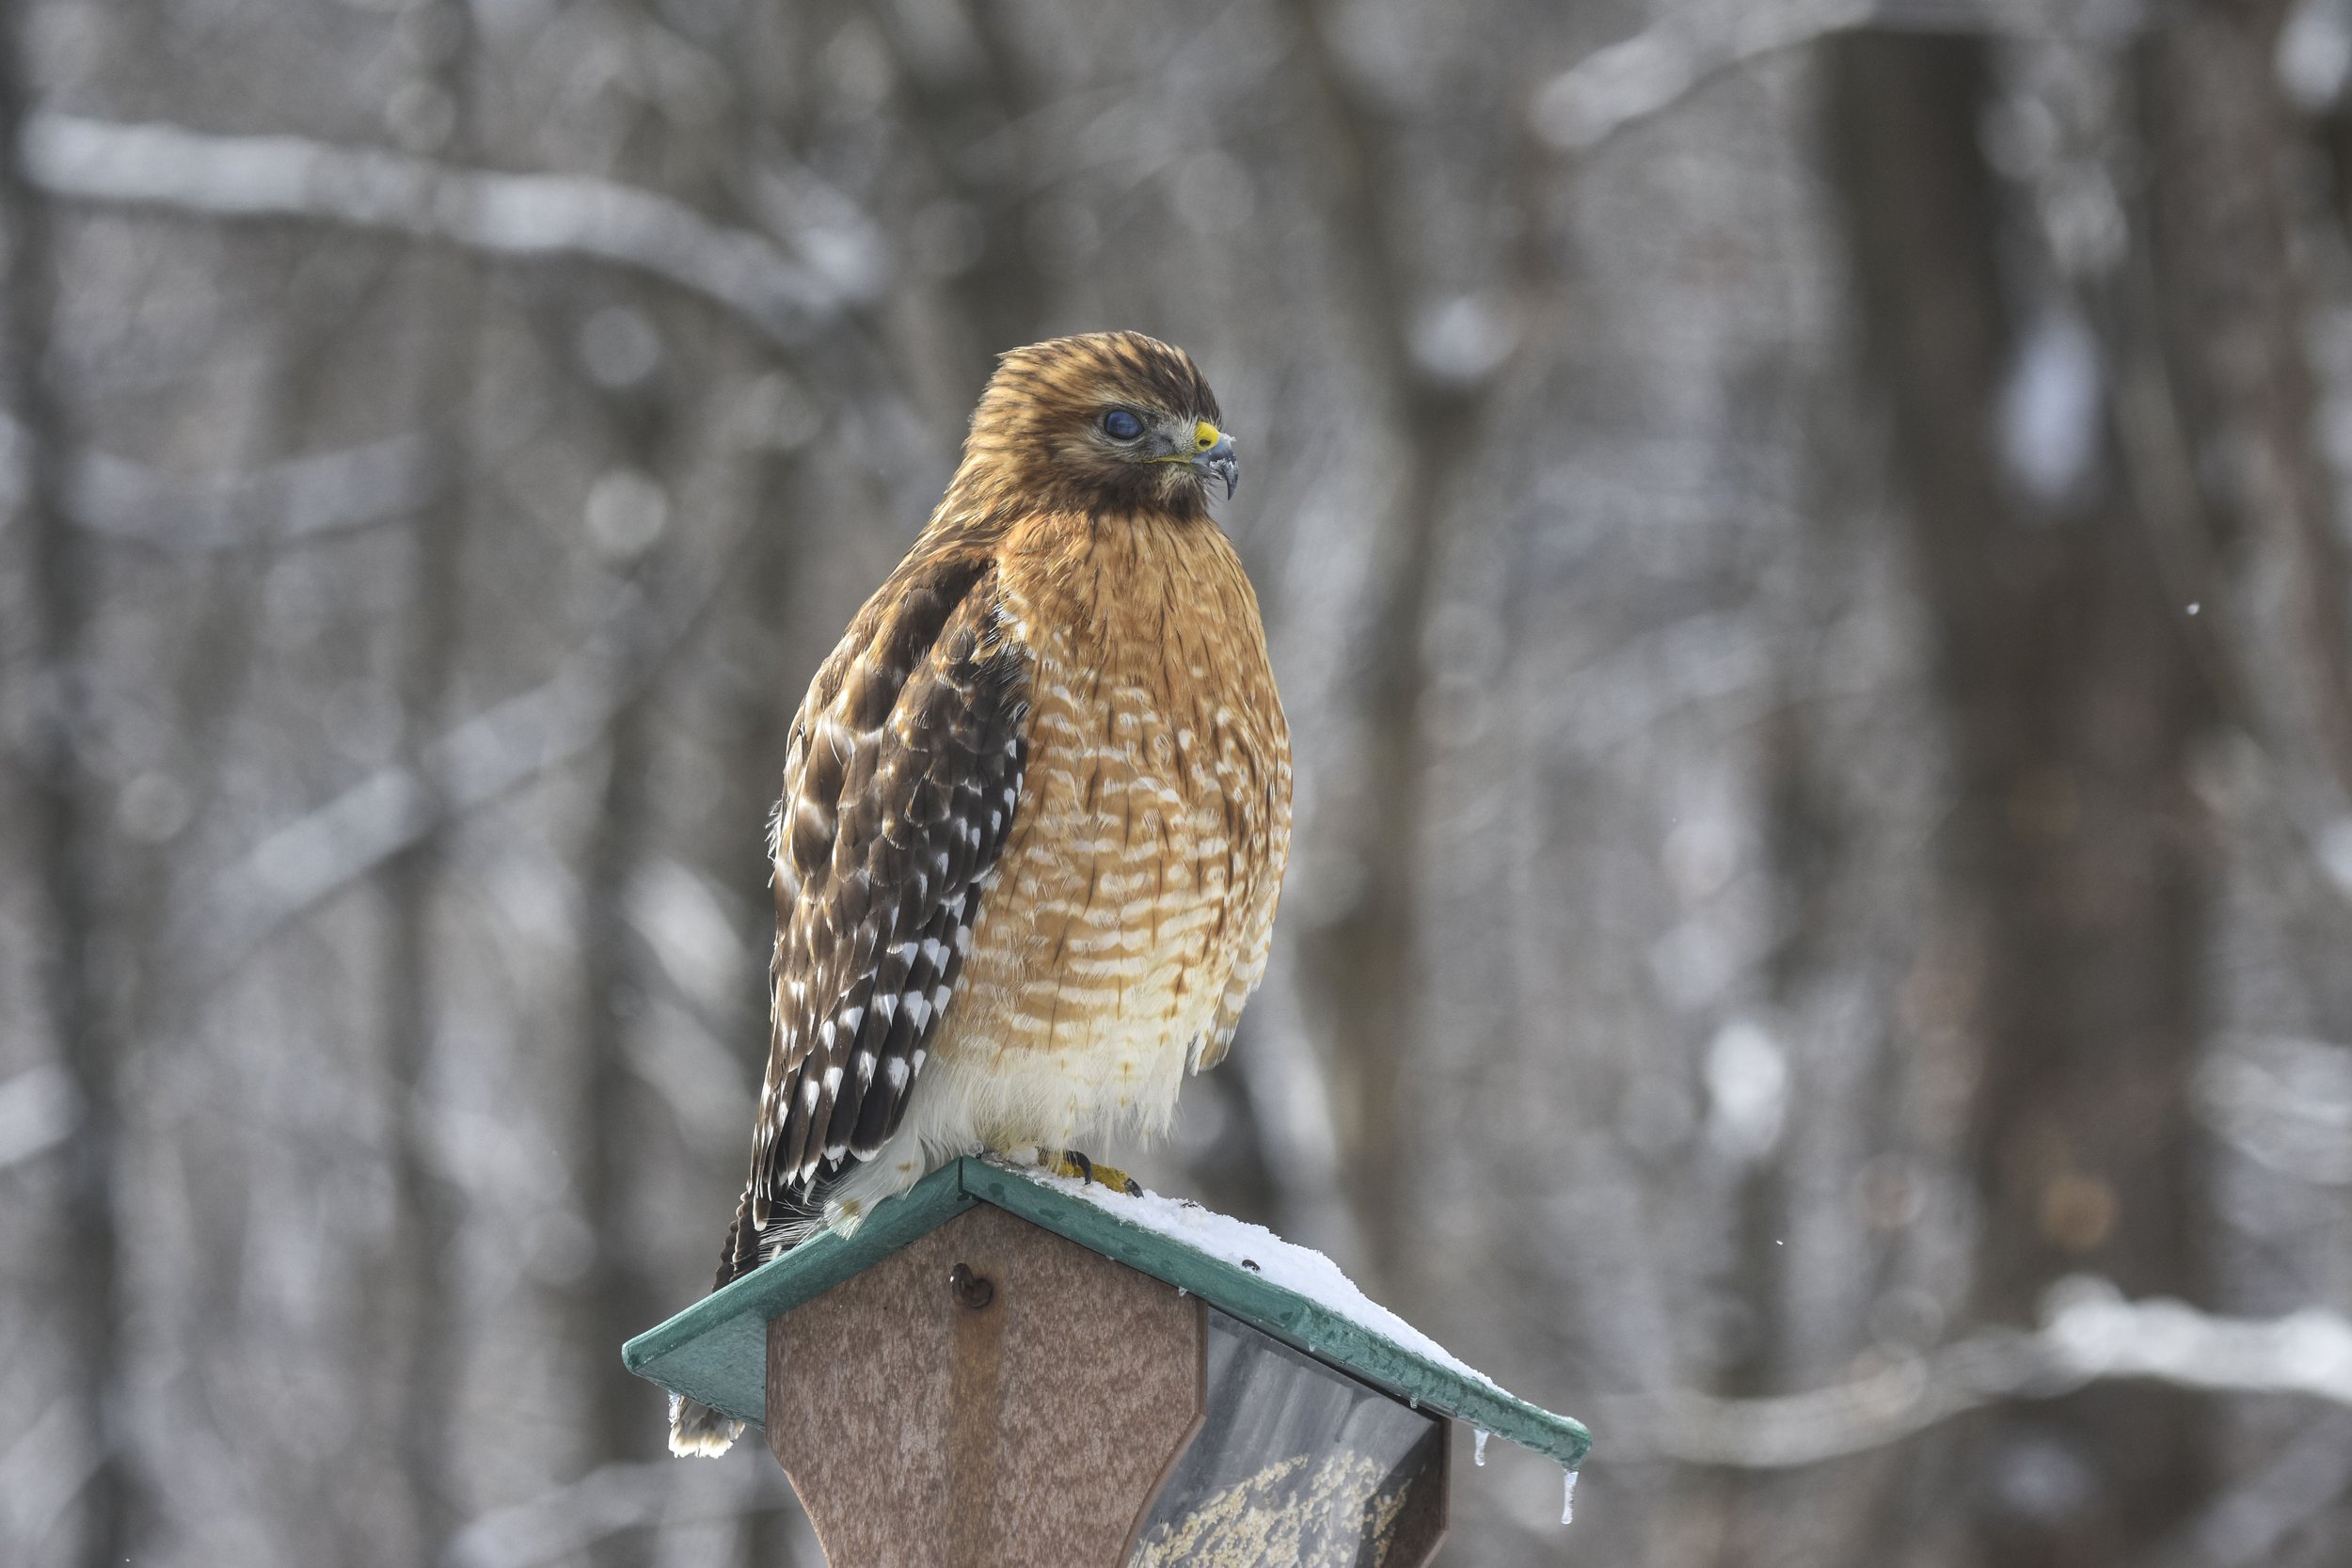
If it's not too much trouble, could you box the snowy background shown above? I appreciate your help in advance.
[8,0,2352,1564]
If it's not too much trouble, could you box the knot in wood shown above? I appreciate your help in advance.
[946,1262,994,1310]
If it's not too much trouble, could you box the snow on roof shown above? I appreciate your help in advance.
[1017,1164,1500,1391]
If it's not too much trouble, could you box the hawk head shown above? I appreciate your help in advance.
[955,331,1239,518]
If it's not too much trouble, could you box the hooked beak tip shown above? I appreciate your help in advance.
[1192,436,1240,502]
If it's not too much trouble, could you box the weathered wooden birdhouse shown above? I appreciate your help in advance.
[624,1157,1590,1566]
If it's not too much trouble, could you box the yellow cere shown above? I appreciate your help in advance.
[1152,420,1227,464]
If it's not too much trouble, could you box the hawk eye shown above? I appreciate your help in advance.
[1102,409,1144,441]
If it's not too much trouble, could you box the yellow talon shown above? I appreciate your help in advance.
[1042,1149,1143,1196]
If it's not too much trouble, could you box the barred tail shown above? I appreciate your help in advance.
[666,1180,818,1457]
[668,1187,756,1456]
[667,1392,744,1457]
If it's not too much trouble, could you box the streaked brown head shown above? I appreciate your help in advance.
[950,331,1238,519]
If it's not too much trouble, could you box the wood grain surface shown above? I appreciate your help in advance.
[768,1204,1206,1565]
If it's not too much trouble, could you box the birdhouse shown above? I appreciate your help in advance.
[624,1157,1591,1566]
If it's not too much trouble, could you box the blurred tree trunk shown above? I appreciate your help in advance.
[1826,29,2214,1568]
[2143,1,2352,801]
[875,0,1050,387]
[377,325,472,1566]
[580,686,658,1567]
[1286,0,1489,1288]
[377,12,485,1555]
[0,19,127,1568]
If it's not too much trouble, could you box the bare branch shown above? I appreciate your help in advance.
[2149,1414,2352,1568]
[0,1396,100,1550]
[1602,1276,2352,1467]
[0,417,445,551]
[442,1458,798,1568]
[15,115,861,344]
[443,1462,668,1568]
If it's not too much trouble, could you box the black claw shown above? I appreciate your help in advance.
[1055,1149,1136,1194]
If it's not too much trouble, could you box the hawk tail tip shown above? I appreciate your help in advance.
[667,1392,744,1458]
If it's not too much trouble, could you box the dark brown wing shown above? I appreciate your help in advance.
[745,553,1029,1243]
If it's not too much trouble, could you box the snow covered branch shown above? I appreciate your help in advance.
[1605,1276,2352,1467]
[1529,0,2148,153]
[0,1066,79,1174]
[192,560,723,978]
[0,417,444,551]
[1531,0,1875,152]
[15,115,852,344]
[2195,1032,2352,1188]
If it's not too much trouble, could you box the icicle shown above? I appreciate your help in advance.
[1559,1468,1579,1526]
[1472,1430,1489,1466]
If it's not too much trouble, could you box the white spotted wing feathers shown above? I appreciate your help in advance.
[741,554,1030,1250]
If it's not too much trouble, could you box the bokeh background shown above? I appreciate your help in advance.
[8,0,2352,1564]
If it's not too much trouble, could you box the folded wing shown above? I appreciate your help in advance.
[735,552,1031,1271]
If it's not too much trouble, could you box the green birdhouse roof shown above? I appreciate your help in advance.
[623,1156,1592,1470]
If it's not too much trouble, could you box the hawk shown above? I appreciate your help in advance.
[672,332,1292,1455]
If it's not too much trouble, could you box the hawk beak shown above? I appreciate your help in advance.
[1190,431,1239,500]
